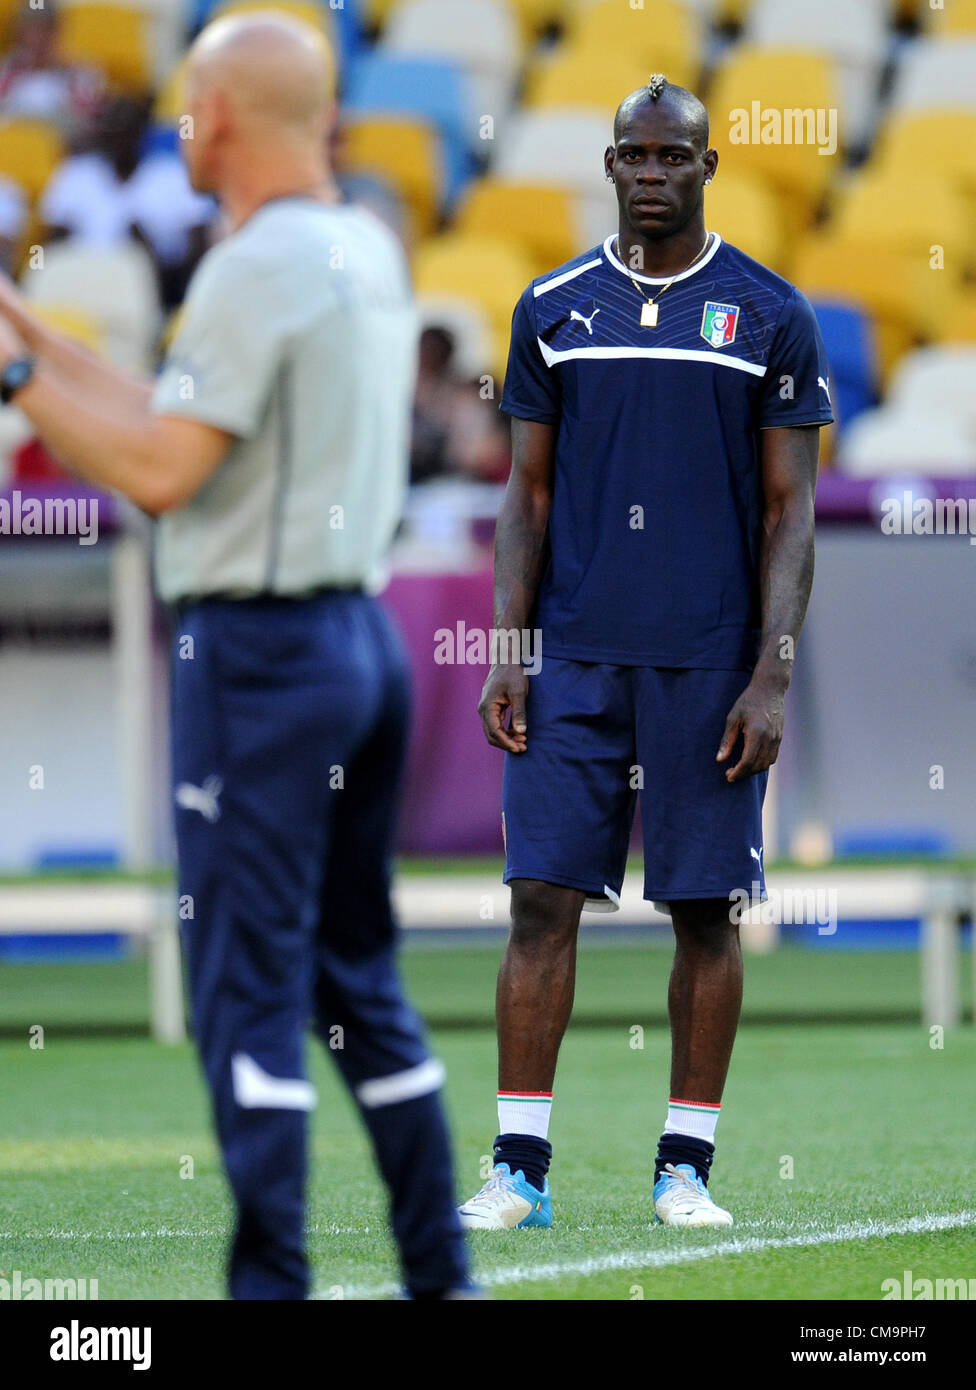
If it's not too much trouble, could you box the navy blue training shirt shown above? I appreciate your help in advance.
[500,233,833,669]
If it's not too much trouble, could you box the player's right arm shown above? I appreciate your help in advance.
[478,416,555,753]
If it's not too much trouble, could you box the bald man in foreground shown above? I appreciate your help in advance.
[0,15,472,1299]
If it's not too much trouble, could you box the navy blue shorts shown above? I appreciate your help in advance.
[502,658,767,912]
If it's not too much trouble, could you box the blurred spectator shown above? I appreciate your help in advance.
[0,175,27,273]
[411,326,510,485]
[0,5,103,139]
[39,96,216,307]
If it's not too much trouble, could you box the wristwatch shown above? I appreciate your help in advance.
[0,355,36,404]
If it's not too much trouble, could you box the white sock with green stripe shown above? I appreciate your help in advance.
[664,1096,721,1143]
[497,1090,553,1141]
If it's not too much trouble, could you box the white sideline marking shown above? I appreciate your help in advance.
[0,1228,210,1240]
[7,1211,972,1293]
[481,1209,976,1288]
[315,1209,976,1300]
[0,1222,361,1240]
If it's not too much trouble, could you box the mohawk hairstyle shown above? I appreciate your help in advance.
[613,76,710,148]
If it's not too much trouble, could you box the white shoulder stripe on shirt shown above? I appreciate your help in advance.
[535,341,767,377]
[532,257,603,297]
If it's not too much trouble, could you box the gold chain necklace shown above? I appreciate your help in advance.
[617,232,712,327]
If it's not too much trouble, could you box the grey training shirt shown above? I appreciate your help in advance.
[151,197,418,602]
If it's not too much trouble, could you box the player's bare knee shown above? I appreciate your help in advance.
[671,899,740,953]
[508,878,583,949]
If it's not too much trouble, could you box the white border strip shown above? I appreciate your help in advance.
[232,1053,317,1111]
[533,258,603,297]
[355,1057,446,1109]
[536,342,766,376]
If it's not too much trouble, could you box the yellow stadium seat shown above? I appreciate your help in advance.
[565,0,703,92]
[413,232,536,347]
[793,233,953,378]
[869,109,976,205]
[154,58,187,125]
[340,116,442,238]
[0,0,25,43]
[926,0,976,33]
[14,209,43,275]
[57,3,152,93]
[506,0,563,42]
[363,0,405,29]
[833,169,973,269]
[716,0,756,25]
[30,304,104,354]
[160,306,185,353]
[453,179,578,276]
[524,49,658,121]
[708,48,840,235]
[703,170,786,272]
[939,288,976,344]
[0,119,64,204]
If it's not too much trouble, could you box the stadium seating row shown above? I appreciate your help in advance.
[1,0,972,119]
[0,0,971,469]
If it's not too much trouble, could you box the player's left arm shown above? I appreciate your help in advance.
[717,423,819,783]
[0,321,231,516]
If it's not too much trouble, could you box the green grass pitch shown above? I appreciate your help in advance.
[1,942,974,1300]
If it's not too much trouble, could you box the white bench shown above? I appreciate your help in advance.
[756,866,975,1029]
[0,881,184,1043]
[395,865,976,1030]
[1,865,971,1042]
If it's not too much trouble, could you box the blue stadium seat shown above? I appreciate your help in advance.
[2,847,128,961]
[834,830,953,858]
[141,125,181,159]
[343,52,475,202]
[809,300,879,434]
